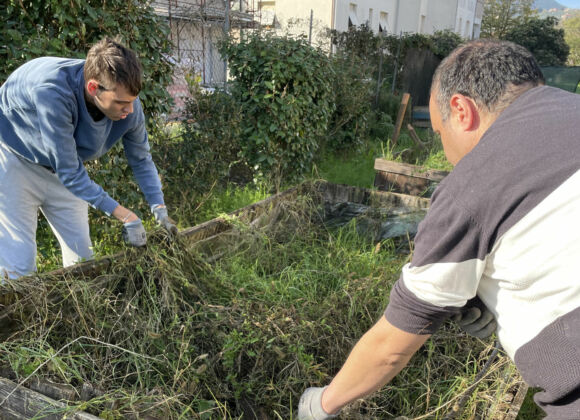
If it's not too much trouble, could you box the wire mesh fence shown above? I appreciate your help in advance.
[153,0,257,118]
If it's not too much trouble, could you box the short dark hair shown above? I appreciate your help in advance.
[432,39,544,120]
[84,37,142,96]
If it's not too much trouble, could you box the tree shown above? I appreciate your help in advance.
[505,17,569,65]
[1,0,174,121]
[481,0,537,39]
[562,15,580,65]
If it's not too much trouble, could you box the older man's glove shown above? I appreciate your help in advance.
[151,204,178,236]
[122,219,147,247]
[452,303,497,339]
[298,386,338,420]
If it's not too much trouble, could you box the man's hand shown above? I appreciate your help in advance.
[298,387,338,420]
[122,219,147,247]
[452,305,497,339]
[151,204,178,235]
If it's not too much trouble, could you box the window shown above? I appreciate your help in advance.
[368,8,373,26]
[259,1,276,27]
[419,15,426,34]
[379,11,388,33]
[349,3,358,28]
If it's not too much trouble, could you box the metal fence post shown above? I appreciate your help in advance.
[375,41,383,108]
[309,9,313,45]
[224,0,231,90]
[392,31,402,95]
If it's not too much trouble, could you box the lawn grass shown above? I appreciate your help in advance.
[312,146,379,188]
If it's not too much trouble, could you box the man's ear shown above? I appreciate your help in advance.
[449,94,479,131]
[86,79,100,97]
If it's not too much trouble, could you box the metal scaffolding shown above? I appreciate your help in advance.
[151,0,260,118]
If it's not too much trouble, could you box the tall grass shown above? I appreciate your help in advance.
[1,192,521,419]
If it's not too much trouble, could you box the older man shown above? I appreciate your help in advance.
[299,39,580,420]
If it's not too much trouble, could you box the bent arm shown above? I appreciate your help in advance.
[321,316,430,414]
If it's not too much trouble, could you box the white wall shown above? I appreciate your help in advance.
[334,0,399,33]
[262,0,333,48]
[258,0,480,41]
[455,0,478,38]
[425,0,459,34]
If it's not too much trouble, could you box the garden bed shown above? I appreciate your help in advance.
[0,181,525,419]
[374,158,449,197]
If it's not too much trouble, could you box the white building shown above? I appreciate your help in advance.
[258,0,483,45]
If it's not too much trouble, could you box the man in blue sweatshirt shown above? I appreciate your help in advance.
[0,37,176,279]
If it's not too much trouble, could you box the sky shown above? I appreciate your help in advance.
[559,0,580,8]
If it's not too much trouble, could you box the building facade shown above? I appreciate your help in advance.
[258,0,483,44]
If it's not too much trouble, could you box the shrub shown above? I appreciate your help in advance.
[324,54,373,151]
[166,80,245,191]
[220,33,335,187]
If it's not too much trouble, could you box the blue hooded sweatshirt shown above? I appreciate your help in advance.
[0,57,164,215]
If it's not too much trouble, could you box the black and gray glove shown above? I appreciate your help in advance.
[298,386,338,420]
[452,300,497,339]
[151,204,178,235]
[122,219,147,247]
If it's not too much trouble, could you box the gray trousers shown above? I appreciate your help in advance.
[0,144,93,279]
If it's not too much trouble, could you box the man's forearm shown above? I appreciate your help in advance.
[321,316,430,414]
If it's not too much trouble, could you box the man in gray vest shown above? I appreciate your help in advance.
[299,39,580,420]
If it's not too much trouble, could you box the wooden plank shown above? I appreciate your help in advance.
[28,378,77,403]
[316,181,430,210]
[392,92,411,146]
[407,124,427,149]
[374,158,449,181]
[374,172,433,196]
[503,383,529,420]
[0,377,99,420]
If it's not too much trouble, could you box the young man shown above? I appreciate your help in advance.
[0,37,176,279]
[298,39,580,420]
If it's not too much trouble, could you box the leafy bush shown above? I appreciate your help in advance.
[325,54,373,151]
[430,29,464,58]
[168,81,244,191]
[1,0,174,122]
[330,23,382,62]
[220,34,335,186]
[325,27,461,151]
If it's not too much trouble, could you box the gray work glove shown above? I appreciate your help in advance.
[298,386,338,420]
[151,204,178,236]
[122,219,147,247]
[452,304,497,339]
